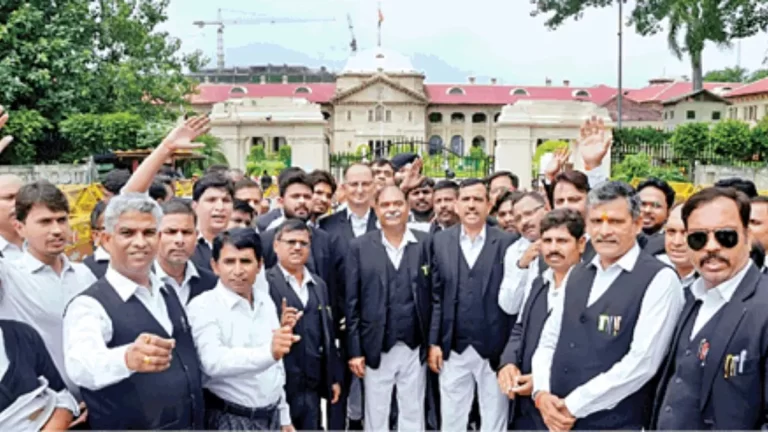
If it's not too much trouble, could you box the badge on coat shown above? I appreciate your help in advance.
[697,339,710,366]
[724,349,748,379]
[597,314,621,336]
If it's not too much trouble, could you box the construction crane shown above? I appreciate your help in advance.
[347,13,357,54]
[193,9,335,71]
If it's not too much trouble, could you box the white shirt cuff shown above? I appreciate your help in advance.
[53,388,80,416]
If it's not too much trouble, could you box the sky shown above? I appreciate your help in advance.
[163,0,768,88]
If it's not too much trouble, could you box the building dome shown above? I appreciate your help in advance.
[342,47,418,74]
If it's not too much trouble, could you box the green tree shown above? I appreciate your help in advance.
[0,0,204,163]
[709,119,753,159]
[531,0,767,91]
[1,109,51,164]
[195,134,228,166]
[670,122,709,159]
[749,69,768,82]
[611,153,687,183]
[704,66,749,82]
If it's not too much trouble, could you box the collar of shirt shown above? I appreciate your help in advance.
[214,280,264,310]
[93,246,111,262]
[460,224,487,244]
[105,266,167,302]
[278,264,315,288]
[689,260,752,303]
[542,265,574,290]
[20,251,74,275]
[347,208,371,224]
[589,242,640,272]
[196,233,212,250]
[154,260,199,286]
[381,229,418,252]
[0,234,21,256]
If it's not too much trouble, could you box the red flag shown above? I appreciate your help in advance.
[378,8,384,25]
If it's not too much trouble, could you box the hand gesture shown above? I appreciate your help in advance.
[497,364,522,399]
[543,147,571,182]
[0,106,14,155]
[280,298,303,329]
[428,345,443,373]
[125,333,175,372]
[349,356,366,378]
[331,383,341,404]
[161,114,210,153]
[513,374,532,397]
[537,392,576,431]
[399,158,425,193]
[518,240,541,269]
[576,116,611,171]
[272,326,301,360]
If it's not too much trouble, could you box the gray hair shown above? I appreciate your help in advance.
[587,181,641,220]
[104,192,164,233]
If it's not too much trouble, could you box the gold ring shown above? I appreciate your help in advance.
[143,356,151,365]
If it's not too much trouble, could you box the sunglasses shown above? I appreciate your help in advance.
[686,229,739,251]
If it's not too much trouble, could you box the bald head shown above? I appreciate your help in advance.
[375,185,405,205]
[0,174,23,188]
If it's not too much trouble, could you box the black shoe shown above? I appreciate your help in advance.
[348,418,363,431]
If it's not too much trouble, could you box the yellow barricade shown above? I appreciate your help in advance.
[65,214,93,262]
[175,179,194,198]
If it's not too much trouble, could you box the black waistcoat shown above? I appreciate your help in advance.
[454,254,487,356]
[384,257,420,352]
[286,285,324,392]
[77,279,204,430]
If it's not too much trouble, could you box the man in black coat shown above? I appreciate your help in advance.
[266,219,342,430]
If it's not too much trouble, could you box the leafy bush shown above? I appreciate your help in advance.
[1,109,51,164]
[612,153,686,183]
[278,145,292,166]
[710,119,753,160]
[670,122,709,160]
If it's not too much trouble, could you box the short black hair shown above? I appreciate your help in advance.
[309,170,337,195]
[682,187,751,229]
[161,198,197,223]
[279,171,313,197]
[148,180,169,202]
[371,158,395,171]
[714,178,758,198]
[637,177,676,209]
[233,199,254,216]
[515,191,547,208]
[486,171,519,190]
[275,218,312,241]
[155,174,173,187]
[234,178,261,193]
[540,208,585,239]
[102,169,131,195]
[458,178,489,199]
[90,200,107,229]
[433,180,459,194]
[16,181,70,222]
[192,173,234,202]
[278,167,305,185]
[212,228,263,262]
[413,177,435,190]
[205,164,229,175]
[553,170,590,194]
[492,190,525,214]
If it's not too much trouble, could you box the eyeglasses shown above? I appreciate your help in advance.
[686,229,739,251]
[513,205,545,224]
[280,239,310,249]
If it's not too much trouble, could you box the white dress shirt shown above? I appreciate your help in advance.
[93,246,111,262]
[278,264,315,307]
[531,243,684,418]
[349,208,372,238]
[516,267,572,324]
[0,235,22,261]
[657,254,698,289]
[154,261,200,306]
[688,261,751,339]
[63,267,173,391]
[0,328,79,430]
[498,237,539,315]
[0,252,96,395]
[187,282,290,426]
[381,229,418,270]
[459,225,487,268]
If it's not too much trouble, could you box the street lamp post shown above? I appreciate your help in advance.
[617,0,623,129]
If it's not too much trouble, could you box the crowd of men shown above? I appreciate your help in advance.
[1,106,768,431]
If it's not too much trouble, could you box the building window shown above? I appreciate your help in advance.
[712,111,721,120]
[230,86,247,95]
[408,111,413,122]
[294,86,311,94]
[572,89,590,98]
[429,112,443,123]
[686,110,695,120]
[451,113,465,124]
[428,135,443,155]
[375,105,384,122]
[669,111,674,119]
[386,110,391,122]
[347,111,352,121]
[450,135,465,155]
[472,113,487,123]
[447,87,465,95]
[510,88,529,96]
[368,110,373,122]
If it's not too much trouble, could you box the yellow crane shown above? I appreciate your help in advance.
[193,9,335,72]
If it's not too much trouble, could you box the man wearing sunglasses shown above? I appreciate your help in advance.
[531,181,683,431]
[652,187,768,430]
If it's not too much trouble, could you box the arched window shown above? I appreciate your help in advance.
[272,137,286,153]
[295,86,311,94]
[322,111,331,121]
[429,112,443,123]
[451,113,465,124]
[375,105,384,122]
[494,112,501,123]
[230,86,247,95]
[450,135,464,155]
[573,89,591,98]
[510,88,529,96]
[428,135,443,155]
[447,87,465,95]
[472,113,487,123]
[472,136,486,151]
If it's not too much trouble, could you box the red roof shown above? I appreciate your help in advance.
[724,77,768,98]
[189,83,337,105]
[624,81,740,103]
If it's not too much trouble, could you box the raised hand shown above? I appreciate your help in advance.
[125,333,175,373]
[161,114,211,152]
[399,158,425,193]
[0,106,14,155]
[280,297,303,329]
[543,147,571,182]
[577,116,612,171]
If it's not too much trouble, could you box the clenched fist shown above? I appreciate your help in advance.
[125,333,175,373]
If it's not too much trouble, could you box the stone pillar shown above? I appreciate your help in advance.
[495,108,535,189]
[290,135,329,171]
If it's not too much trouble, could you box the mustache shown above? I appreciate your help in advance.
[700,253,730,267]
[594,235,617,243]
[384,210,402,219]
[546,252,564,260]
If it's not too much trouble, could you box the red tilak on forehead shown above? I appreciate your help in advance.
[601,212,609,222]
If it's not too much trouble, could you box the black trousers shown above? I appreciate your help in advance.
[287,389,321,430]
